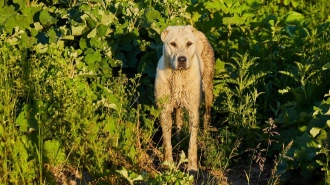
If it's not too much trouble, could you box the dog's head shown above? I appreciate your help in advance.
[161,25,201,70]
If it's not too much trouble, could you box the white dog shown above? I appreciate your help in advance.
[154,25,214,173]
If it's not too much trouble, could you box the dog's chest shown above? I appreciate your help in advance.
[169,71,198,107]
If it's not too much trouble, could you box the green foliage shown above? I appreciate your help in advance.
[118,151,194,185]
[43,140,66,165]
[219,53,267,128]
[116,167,144,185]
[0,0,330,184]
[275,95,330,182]
[153,151,194,184]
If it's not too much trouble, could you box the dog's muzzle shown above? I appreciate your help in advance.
[177,56,187,69]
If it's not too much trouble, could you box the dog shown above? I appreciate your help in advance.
[154,25,214,173]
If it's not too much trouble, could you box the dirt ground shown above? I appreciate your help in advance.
[197,161,273,185]
[46,158,273,185]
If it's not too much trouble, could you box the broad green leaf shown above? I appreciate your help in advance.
[322,62,330,70]
[85,47,95,54]
[47,29,57,43]
[33,22,43,31]
[21,31,35,48]
[116,168,129,179]
[39,9,56,25]
[61,35,74,40]
[87,28,97,38]
[90,36,103,48]
[145,8,161,22]
[79,37,87,49]
[100,58,112,75]
[191,12,201,22]
[286,12,305,22]
[79,3,91,12]
[13,0,26,8]
[223,15,245,25]
[104,117,117,134]
[205,0,225,12]
[76,81,87,92]
[124,125,133,140]
[126,47,140,68]
[5,15,31,32]
[21,7,41,23]
[15,103,39,132]
[15,107,29,132]
[71,25,86,36]
[296,133,319,150]
[0,5,16,24]
[309,127,320,138]
[84,50,101,66]
[133,175,144,181]
[97,24,108,37]
[137,54,156,77]
[298,125,307,132]
[43,140,66,165]
[214,58,225,75]
[292,1,299,8]
[119,42,133,51]
[86,17,97,29]
[91,8,102,21]
[32,100,46,115]
[129,145,136,161]
[104,102,118,110]
[107,93,119,109]
[7,36,18,45]
[316,129,327,142]
[99,10,115,25]
[35,43,48,53]
[13,139,28,161]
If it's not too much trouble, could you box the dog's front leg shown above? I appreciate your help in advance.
[187,108,199,173]
[160,108,173,163]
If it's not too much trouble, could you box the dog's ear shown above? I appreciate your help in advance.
[161,27,171,42]
[187,25,204,56]
[187,25,202,40]
[186,25,197,32]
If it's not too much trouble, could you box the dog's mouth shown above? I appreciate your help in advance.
[176,56,188,70]
[177,64,186,70]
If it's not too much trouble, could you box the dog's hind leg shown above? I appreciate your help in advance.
[175,108,183,141]
[203,81,213,131]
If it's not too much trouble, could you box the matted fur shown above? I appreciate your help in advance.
[154,25,215,172]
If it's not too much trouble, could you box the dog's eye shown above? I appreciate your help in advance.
[170,42,177,47]
[187,42,193,47]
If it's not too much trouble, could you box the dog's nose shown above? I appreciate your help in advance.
[178,56,187,63]
[177,56,187,69]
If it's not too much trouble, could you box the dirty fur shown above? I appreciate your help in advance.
[154,25,215,173]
